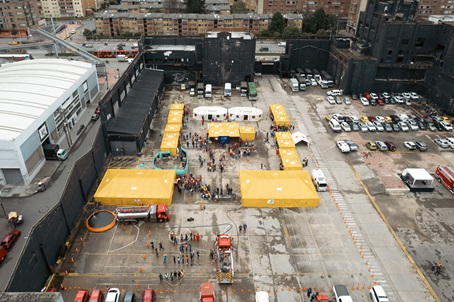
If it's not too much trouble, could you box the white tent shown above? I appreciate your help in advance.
[193,106,228,121]
[292,131,309,145]
[228,107,263,121]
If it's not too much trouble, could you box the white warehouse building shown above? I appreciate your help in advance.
[0,59,100,185]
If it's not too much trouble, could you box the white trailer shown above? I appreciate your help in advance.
[205,84,212,98]
[290,78,299,92]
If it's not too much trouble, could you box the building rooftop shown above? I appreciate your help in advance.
[0,59,93,141]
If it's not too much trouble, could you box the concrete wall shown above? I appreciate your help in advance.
[286,39,332,73]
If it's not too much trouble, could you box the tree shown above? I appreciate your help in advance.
[164,0,183,13]
[184,0,206,13]
[268,12,285,34]
[303,8,337,34]
[282,25,302,38]
[232,1,248,13]
[11,28,19,36]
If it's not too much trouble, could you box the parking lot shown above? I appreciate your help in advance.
[54,75,454,302]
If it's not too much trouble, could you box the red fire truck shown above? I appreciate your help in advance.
[216,234,234,284]
[435,165,454,194]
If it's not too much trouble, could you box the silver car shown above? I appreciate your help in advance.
[375,141,388,151]
[359,122,368,132]
[366,121,376,132]
[373,121,384,132]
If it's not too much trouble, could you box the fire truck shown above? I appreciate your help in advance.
[435,165,454,193]
[115,205,170,224]
[200,282,215,302]
[216,234,234,284]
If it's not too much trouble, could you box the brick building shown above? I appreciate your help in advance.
[257,0,350,17]
[94,12,303,37]
[0,0,40,31]
[416,0,454,19]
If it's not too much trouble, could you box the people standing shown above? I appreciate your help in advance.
[435,263,443,275]
[307,287,312,298]
[243,224,247,232]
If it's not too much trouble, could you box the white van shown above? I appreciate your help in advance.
[329,119,341,132]
[224,83,231,97]
[205,84,212,98]
[312,169,327,192]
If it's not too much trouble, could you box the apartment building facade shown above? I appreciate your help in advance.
[94,12,303,37]
[39,0,101,18]
[416,0,454,19]
[0,0,40,31]
[257,0,350,17]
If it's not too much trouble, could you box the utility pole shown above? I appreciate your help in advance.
[50,17,59,58]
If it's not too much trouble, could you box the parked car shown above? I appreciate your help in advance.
[1,230,21,249]
[383,123,393,132]
[123,291,136,302]
[311,79,317,86]
[351,93,358,100]
[417,121,427,130]
[406,119,419,131]
[381,92,391,99]
[335,96,342,104]
[329,119,342,132]
[367,116,376,122]
[377,98,385,106]
[366,141,377,150]
[333,285,353,302]
[340,122,351,132]
[366,122,376,132]
[398,114,409,121]
[337,141,350,153]
[327,96,336,104]
[384,141,397,151]
[384,116,392,123]
[402,92,411,99]
[375,116,385,123]
[349,115,359,123]
[73,289,89,302]
[447,137,454,148]
[349,122,359,132]
[415,141,427,151]
[105,288,120,302]
[360,97,369,106]
[434,138,450,148]
[391,123,400,132]
[369,98,377,106]
[359,122,368,132]
[142,289,156,302]
[91,114,100,122]
[332,114,345,122]
[375,141,388,151]
[398,121,410,132]
[409,92,419,100]
[440,121,453,131]
[427,122,437,132]
[403,141,416,150]
[259,47,269,52]
[390,115,400,123]
[393,95,404,104]
[370,285,389,302]
[360,116,369,123]
[373,121,384,132]
[343,97,351,105]
[345,140,358,151]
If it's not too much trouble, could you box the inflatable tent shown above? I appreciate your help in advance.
[208,122,240,138]
[193,106,228,121]
[239,170,319,208]
[94,169,176,206]
[164,123,181,134]
[161,136,179,156]
[170,103,185,111]
[280,154,302,170]
[228,107,263,121]
[239,126,256,141]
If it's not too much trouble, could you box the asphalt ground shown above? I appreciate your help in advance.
[51,76,448,302]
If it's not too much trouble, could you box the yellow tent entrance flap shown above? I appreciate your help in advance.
[239,125,256,141]
[208,122,240,138]
[94,169,176,206]
[239,170,319,208]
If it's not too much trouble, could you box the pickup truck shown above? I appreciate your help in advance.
[333,285,353,302]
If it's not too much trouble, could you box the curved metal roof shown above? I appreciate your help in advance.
[0,59,92,141]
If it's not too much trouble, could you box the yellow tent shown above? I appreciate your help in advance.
[164,123,181,134]
[280,154,302,170]
[239,170,319,208]
[274,132,292,140]
[163,132,179,139]
[160,136,179,156]
[239,126,256,141]
[167,115,183,125]
[274,114,290,126]
[269,104,287,116]
[94,169,176,206]
[170,103,185,111]
[168,110,184,120]
[279,148,298,158]
[277,138,295,150]
[208,122,240,138]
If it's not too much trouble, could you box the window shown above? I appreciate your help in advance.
[415,37,425,47]
[402,38,409,44]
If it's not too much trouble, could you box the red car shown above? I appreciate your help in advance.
[363,92,371,99]
[377,98,385,106]
[1,230,21,249]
